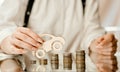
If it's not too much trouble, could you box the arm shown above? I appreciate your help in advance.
[81,0,105,54]
[81,0,117,71]
[80,0,105,71]
[0,0,25,60]
[0,0,25,44]
[0,0,43,55]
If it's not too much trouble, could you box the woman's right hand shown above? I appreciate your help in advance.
[0,27,43,54]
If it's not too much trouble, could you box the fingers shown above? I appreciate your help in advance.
[12,27,43,51]
[96,45,117,55]
[5,45,26,54]
[98,33,116,46]
[97,63,117,72]
[0,27,44,54]
[96,36,104,43]
[12,31,40,48]
[89,33,118,72]
[96,56,117,65]
[90,53,118,72]
[112,38,117,46]
[17,27,43,43]
[90,52,118,72]
[0,36,26,54]
[104,33,115,42]
[96,57,118,72]
[91,33,117,55]
[11,37,39,51]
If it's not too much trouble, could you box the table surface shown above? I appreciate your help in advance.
[26,52,120,72]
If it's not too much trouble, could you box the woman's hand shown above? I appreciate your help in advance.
[89,33,118,72]
[0,27,43,54]
[89,33,117,56]
[90,53,118,72]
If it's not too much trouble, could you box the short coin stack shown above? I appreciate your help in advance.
[29,60,37,72]
[37,59,48,72]
[76,50,85,72]
[39,59,48,65]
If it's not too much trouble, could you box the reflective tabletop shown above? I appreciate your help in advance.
[25,51,120,72]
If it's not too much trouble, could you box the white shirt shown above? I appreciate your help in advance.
[99,0,120,53]
[0,0,105,71]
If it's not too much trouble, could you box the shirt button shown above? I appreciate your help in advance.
[27,11,30,15]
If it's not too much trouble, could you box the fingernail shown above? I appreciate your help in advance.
[37,38,43,43]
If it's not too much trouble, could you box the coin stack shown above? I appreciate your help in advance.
[63,53,72,70]
[39,59,48,65]
[29,60,37,72]
[37,59,48,72]
[76,50,85,72]
[30,60,37,64]
[51,53,59,69]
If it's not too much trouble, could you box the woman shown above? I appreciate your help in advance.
[0,0,117,72]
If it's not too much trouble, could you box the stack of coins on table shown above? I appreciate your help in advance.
[63,53,72,70]
[39,59,48,65]
[30,60,37,64]
[37,59,48,72]
[76,50,85,72]
[51,53,59,69]
[28,60,37,72]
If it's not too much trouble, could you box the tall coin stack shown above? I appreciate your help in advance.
[76,50,85,72]
[51,53,59,69]
[63,53,72,70]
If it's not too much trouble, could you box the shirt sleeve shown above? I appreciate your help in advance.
[81,0,105,53]
[0,0,26,44]
[81,0,106,68]
[0,1,27,70]
[0,0,25,60]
